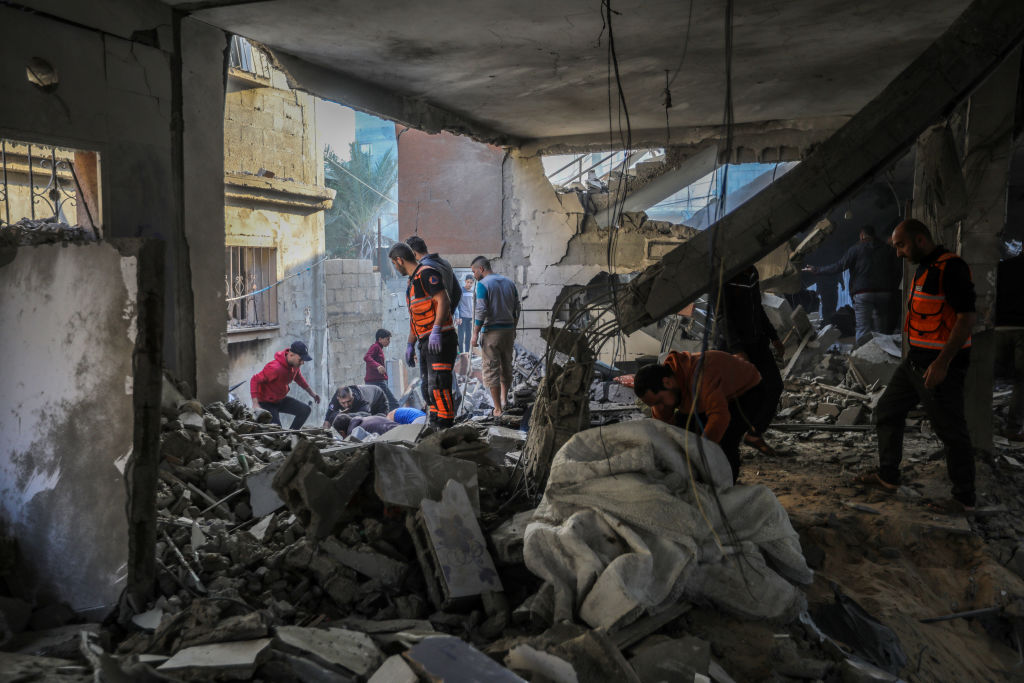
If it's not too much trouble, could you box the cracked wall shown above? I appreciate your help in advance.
[0,242,146,617]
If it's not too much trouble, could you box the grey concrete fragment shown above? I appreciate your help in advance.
[374,443,480,515]
[816,403,842,418]
[320,538,408,588]
[205,466,242,497]
[419,481,502,599]
[837,405,866,426]
[850,338,900,386]
[506,644,578,683]
[274,626,383,677]
[405,636,525,682]
[264,651,356,683]
[131,607,164,632]
[490,509,535,565]
[179,411,206,431]
[247,463,285,518]
[629,636,710,683]
[373,423,425,444]
[762,293,793,336]
[157,637,272,678]
[368,654,419,683]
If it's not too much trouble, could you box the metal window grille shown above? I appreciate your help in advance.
[226,246,278,328]
[228,36,272,80]
[0,139,86,228]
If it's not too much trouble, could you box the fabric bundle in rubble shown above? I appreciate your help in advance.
[524,419,813,630]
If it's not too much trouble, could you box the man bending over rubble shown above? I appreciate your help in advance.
[858,219,976,513]
[249,340,321,429]
[634,350,765,483]
[330,413,399,438]
[321,384,389,429]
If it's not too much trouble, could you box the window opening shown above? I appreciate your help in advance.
[226,245,278,329]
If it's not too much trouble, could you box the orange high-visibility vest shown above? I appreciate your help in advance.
[905,252,972,351]
[406,264,455,339]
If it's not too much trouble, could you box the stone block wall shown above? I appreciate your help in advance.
[325,259,386,390]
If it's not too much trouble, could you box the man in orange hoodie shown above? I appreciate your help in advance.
[250,340,321,428]
[634,350,764,483]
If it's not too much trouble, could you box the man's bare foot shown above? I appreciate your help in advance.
[492,408,503,417]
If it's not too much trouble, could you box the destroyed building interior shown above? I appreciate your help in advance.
[7,0,1024,681]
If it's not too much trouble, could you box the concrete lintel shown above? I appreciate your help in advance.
[224,171,336,212]
[616,0,1024,334]
[518,117,848,157]
[594,145,719,229]
[269,49,521,149]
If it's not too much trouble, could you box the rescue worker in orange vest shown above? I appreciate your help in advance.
[857,219,977,513]
[388,242,458,428]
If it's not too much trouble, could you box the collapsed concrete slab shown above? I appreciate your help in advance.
[157,637,273,678]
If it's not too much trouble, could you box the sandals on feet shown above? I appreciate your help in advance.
[744,433,778,457]
[853,471,898,494]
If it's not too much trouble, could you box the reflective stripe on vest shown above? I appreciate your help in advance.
[406,265,455,339]
[905,252,971,351]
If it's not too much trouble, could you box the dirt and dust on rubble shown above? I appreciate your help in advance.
[4,301,1024,681]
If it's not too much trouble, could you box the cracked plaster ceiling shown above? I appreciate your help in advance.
[171,0,973,149]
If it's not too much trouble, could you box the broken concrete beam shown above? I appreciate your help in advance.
[272,439,371,539]
[761,293,794,337]
[156,638,273,678]
[615,1,1024,333]
[320,537,408,588]
[417,481,502,606]
[404,635,526,682]
[274,626,383,678]
[374,443,480,516]
[791,305,813,339]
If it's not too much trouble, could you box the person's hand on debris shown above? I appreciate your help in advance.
[772,339,786,358]
[923,360,948,390]
[428,325,442,353]
[405,342,416,367]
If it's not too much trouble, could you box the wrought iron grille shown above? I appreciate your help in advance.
[0,139,84,228]
[226,246,278,329]
[228,36,272,80]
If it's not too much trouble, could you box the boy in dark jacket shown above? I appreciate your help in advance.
[249,341,321,428]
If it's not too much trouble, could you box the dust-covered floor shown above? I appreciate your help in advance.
[707,402,1024,682]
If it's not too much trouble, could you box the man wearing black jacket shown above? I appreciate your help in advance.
[804,225,900,344]
[321,384,389,429]
[715,265,786,456]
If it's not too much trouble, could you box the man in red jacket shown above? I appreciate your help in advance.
[250,340,321,428]
[363,328,398,411]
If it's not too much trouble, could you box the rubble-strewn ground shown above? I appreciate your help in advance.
[4,346,1024,681]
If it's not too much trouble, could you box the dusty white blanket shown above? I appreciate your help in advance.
[523,419,812,629]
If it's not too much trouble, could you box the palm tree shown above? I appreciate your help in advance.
[323,143,397,259]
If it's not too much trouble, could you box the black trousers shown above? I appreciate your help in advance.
[418,330,458,428]
[257,395,311,429]
[739,340,783,435]
[366,380,399,412]
[874,359,975,506]
[678,383,765,483]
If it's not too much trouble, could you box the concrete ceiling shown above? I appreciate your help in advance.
[173,0,973,150]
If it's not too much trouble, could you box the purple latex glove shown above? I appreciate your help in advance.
[428,325,442,353]
[405,342,416,367]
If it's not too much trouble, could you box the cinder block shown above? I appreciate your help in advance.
[325,260,344,276]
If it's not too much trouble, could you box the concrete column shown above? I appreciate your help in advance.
[959,47,1021,452]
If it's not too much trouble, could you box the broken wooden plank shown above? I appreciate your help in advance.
[781,331,814,380]
[616,0,1024,333]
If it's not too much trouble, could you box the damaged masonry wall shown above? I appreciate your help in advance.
[0,241,155,617]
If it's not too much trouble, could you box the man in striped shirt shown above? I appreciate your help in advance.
[470,256,520,417]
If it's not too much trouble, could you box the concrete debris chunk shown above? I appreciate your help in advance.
[274,626,383,677]
[629,636,710,683]
[490,509,535,565]
[850,337,901,386]
[404,635,526,682]
[837,404,866,426]
[374,442,480,515]
[320,537,408,588]
[272,439,371,538]
[506,644,579,683]
[156,637,272,678]
[368,654,419,683]
[246,463,285,517]
[416,480,503,604]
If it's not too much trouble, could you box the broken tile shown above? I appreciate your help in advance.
[418,480,502,602]
[404,636,525,682]
[157,638,272,678]
[247,463,285,517]
[274,626,383,677]
[374,443,480,516]
[368,654,418,683]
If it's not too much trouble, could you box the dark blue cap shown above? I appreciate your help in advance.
[290,340,312,361]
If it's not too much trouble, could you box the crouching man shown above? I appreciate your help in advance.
[633,350,765,483]
[249,340,321,428]
[321,384,389,429]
